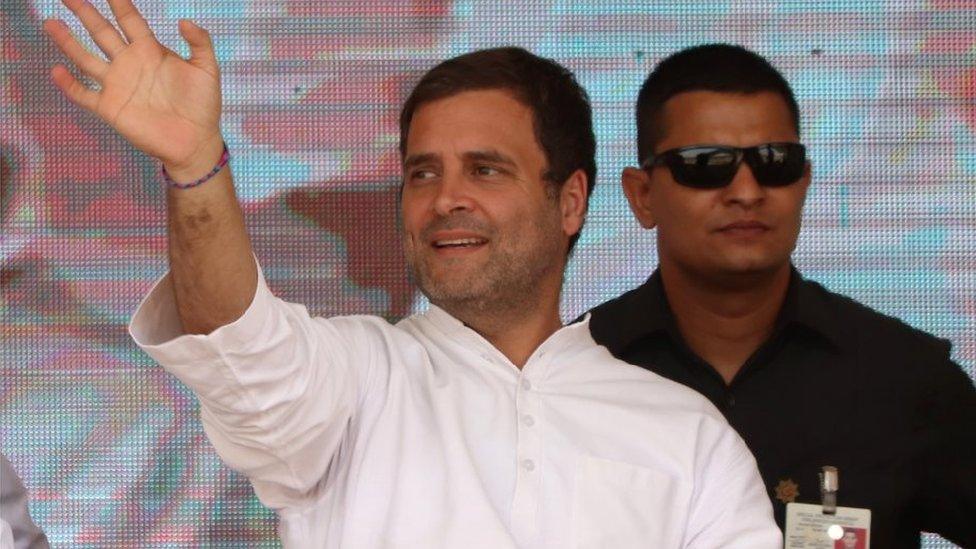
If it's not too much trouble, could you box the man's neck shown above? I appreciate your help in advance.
[436,283,564,369]
[660,262,792,385]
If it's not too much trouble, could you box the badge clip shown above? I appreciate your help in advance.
[819,465,838,515]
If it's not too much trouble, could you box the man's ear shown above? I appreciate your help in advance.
[559,169,588,239]
[621,167,657,229]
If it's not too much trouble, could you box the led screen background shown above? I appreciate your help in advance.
[2,0,974,546]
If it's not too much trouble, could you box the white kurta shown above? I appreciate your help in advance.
[129,264,780,549]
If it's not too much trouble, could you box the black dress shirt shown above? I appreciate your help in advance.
[587,268,976,548]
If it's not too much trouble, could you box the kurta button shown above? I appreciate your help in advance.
[522,415,535,427]
[727,394,736,408]
[521,459,535,471]
[521,379,532,391]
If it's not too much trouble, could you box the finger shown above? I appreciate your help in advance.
[179,20,217,70]
[51,65,99,112]
[61,0,127,58]
[43,19,108,81]
[106,0,156,43]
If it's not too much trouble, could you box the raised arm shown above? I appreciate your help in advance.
[44,0,255,334]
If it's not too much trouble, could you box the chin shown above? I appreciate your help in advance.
[419,275,485,304]
[721,257,774,272]
[712,255,790,278]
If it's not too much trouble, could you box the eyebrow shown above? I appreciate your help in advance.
[463,149,517,168]
[402,149,519,171]
[403,153,439,171]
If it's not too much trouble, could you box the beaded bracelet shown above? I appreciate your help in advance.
[161,143,230,189]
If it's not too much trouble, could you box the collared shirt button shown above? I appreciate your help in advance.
[521,378,532,391]
[521,414,535,427]
[521,459,535,472]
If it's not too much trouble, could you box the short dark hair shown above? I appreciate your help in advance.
[636,43,800,161]
[399,47,596,253]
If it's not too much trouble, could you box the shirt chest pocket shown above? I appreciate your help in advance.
[572,456,689,549]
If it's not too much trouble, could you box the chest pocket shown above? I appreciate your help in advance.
[572,456,689,549]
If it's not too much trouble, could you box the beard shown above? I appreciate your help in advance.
[405,209,565,322]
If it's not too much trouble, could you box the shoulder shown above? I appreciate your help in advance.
[571,322,727,422]
[312,314,427,357]
[565,324,743,467]
[799,279,976,427]
[584,280,658,352]
[799,277,952,359]
[586,282,645,327]
[325,313,400,333]
[594,352,753,487]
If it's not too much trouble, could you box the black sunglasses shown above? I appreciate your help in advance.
[641,142,807,189]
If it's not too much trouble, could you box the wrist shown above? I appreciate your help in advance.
[162,136,227,183]
[162,139,229,189]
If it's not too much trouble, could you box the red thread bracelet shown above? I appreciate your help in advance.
[161,143,230,189]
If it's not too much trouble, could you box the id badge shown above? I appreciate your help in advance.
[784,502,871,549]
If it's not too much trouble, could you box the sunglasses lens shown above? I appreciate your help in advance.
[751,143,806,186]
[654,143,806,189]
[667,147,738,189]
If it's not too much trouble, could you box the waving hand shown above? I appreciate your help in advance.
[45,0,257,334]
[44,0,223,175]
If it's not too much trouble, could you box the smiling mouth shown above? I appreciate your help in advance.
[432,237,488,249]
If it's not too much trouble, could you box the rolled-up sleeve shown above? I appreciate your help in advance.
[129,262,384,509]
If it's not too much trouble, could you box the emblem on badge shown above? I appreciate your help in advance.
[775,478,800,504]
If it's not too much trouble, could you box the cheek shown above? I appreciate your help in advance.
[484,191,533,225]
[653,191,714,236]
[535,199,565,232]
[399,195,427,235]
[774,189,808,222]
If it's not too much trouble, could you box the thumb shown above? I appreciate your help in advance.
[179,19,217,71]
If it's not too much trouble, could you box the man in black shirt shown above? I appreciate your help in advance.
[587,44,976,548]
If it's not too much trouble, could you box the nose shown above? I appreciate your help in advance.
[432,170,475,217]
[720,162,765,209]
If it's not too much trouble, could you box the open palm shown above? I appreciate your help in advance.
[44,0,221,171]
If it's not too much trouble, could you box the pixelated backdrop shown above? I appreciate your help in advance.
[1,0,974,546]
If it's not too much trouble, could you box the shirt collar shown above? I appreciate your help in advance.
[420,303,595,366]
[788,268,847,350]
[422,303,499,355]
[587,271,670,357]
[589,265,846,355]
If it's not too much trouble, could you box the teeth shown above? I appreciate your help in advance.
[435,238,486,247]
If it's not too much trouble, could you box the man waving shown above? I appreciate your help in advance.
[44,3,779,546]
